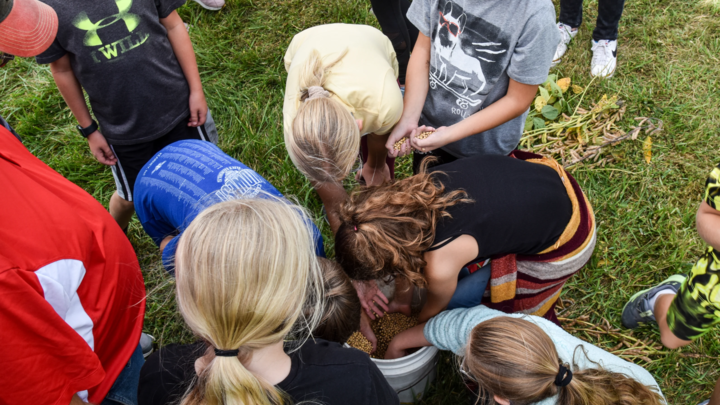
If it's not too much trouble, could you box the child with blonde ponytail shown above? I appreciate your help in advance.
[138,198,398,405]
[385,305,665,404]
[283,23,404,232]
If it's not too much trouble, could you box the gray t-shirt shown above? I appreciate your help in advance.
[36,0,190,145]
[407,0,559,157]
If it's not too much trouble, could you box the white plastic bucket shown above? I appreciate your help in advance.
[371,346,440,404]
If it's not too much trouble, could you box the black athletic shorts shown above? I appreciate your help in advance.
[110,111,218,201]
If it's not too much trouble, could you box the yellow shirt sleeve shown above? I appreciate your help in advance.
[373,69,404,136]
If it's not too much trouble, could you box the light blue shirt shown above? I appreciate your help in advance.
[424,306,665,404]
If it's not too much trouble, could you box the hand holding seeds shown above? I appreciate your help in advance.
[386,120,419,157]
[409,126,445,153]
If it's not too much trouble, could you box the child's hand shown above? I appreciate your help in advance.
[353,279,390,320]
[359,312,378,354]
[411,125,452,153]
[188,91,207,127]
[384,336,407,360]
[386,120,418,157]
[87,131,118,165]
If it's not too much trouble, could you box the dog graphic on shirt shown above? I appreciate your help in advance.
[430,1,506,109]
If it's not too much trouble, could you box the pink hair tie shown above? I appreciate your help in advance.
[354,225,358,232]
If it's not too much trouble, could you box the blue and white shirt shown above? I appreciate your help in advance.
[134,140,325,271]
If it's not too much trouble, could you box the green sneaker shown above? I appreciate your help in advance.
[621,274,687,329]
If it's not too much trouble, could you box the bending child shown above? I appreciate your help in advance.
[385,305,665,404]
[387,0,560,170]
[36,0,216,231]
[138,198,399,405]
[132,139,324,272]
[622,163,720,405]
[335,152,596,327]
[283,23,403,232]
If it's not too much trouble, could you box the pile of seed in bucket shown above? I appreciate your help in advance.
[393,131,433,151]
[347,312,418,359]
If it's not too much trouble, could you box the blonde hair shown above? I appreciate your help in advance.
[175,197,324,405]
[464,317,665,405]
[287,49,359,185]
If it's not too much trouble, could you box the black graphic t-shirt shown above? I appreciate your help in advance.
[407,0,559,158]
[36,0,190,145]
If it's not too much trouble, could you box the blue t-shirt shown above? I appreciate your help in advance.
[134,140,325,271]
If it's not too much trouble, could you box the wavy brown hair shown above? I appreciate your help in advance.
[334,159,471,287]
[307,258,362,344]
[463,317,665,405]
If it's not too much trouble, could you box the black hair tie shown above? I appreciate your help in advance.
[554,364,573,387]
[214,348,240,357]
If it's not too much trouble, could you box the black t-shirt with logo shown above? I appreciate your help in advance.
[36,0,190,145]
[138,339,400,405]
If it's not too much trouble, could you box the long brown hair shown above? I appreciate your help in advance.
[334,159,471,286]
[464,317,665,405]
[308,258,361,343]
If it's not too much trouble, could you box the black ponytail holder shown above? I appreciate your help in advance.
[214,348,240,357]
[554,364,573,387]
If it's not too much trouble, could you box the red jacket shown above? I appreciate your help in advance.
[0,128,146,404]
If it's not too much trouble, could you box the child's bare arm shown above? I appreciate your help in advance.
[411,78,537,152]
[418,235,478,323]
[161,11,207,127]
[50,55,117,165]
[697,201,720,250]
[386,32,432,157]
[385,323,430,359]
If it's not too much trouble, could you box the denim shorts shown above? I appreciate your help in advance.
[447,263,492,310]
[101,343,144,405]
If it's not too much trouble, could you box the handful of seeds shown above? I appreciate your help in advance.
[347,312,418,359]
[392,131,434,151]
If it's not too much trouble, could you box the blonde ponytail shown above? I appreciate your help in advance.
[463,317,665,405]
[175,196,325,405]
[287,49,359,185]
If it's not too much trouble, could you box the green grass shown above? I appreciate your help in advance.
[2,0,719,402]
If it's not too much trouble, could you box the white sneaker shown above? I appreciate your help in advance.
[551,23,578,68]
[591,39,618,78]
[192,0,224,11]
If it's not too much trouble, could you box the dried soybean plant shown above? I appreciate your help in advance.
[521,75,663,168]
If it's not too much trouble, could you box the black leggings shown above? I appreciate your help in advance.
[559,0,626,41]
[369,0,419,84]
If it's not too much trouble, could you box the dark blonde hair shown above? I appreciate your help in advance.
[334,160,471,286]
[286,49,359,185]
[464,317,665,405]
[308,258,361,344]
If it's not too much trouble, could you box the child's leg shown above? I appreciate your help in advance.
[369,0,412,84]
[653,293,692,349]
[109,192,136,231]
[593,0,626,41]
[623,246,720,349]
[360,134,395,181]
[709,377,720,405]
[558,0,584,28]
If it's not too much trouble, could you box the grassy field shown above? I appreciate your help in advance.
[2,0,719,402]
